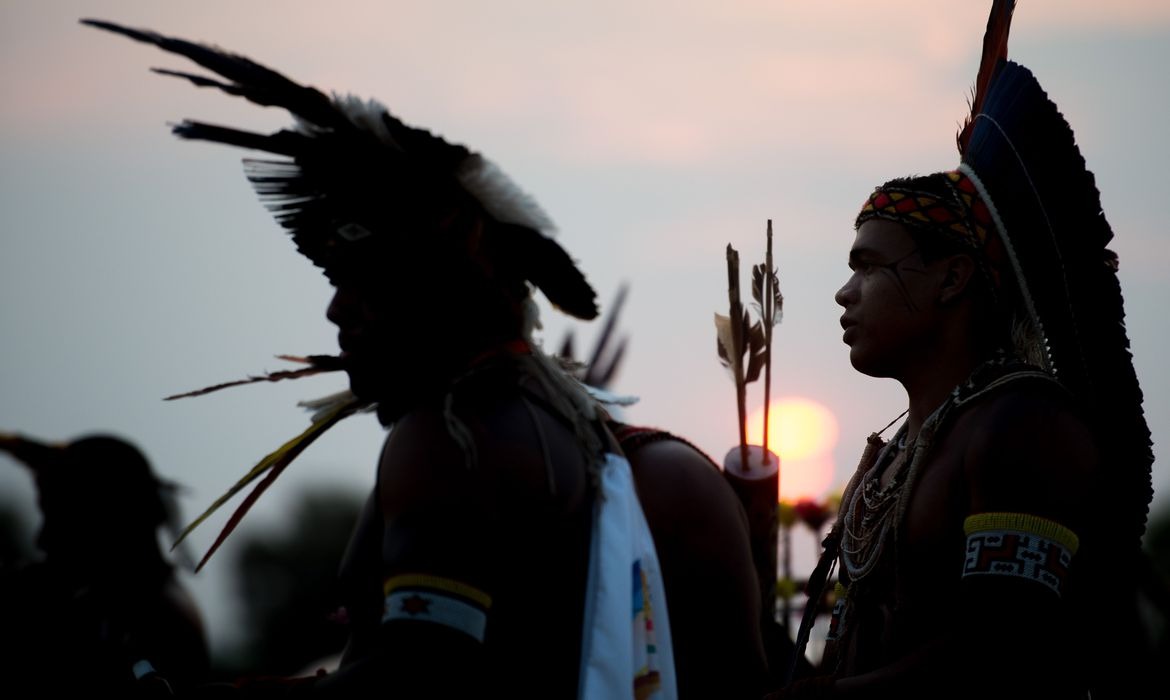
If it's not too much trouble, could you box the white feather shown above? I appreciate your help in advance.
[327,94,556,235]
[297,389,375,423]
[317,92,403,149]
[456,154,557,234]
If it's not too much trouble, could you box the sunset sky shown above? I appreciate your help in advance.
[3,1,1168,653]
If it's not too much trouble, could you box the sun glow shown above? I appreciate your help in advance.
[746,396,839,501]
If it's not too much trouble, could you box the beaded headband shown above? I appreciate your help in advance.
[855,170,1005,293]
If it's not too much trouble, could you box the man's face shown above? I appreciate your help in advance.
[326,283,399,401]
[835,219,943,379]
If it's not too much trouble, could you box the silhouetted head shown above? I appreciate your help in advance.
[2,433,174,571]
[842,171,1028,371]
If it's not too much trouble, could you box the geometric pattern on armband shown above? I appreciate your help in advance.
[382,573,493,643]
[962,512,1080,597]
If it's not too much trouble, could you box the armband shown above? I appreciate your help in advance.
[382,574,493,642]
[962,512,1079,596]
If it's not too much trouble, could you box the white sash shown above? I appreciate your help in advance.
[578,452,677,700]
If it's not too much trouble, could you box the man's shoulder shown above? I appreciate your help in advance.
[950,376,1098,516]
[960,376,1089,446]
[378,394,594,511]
[611,423,717,482]
[613,423,748,534]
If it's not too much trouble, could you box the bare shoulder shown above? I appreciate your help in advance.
[374,386,595,579]
[958,380,1099,521]
[376,407,480,516]
[379,393,591,512]
[626,434,749,537]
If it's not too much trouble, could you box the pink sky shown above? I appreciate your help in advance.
[3,0,1168,653]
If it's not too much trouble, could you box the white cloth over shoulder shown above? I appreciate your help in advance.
[578,452,677,700]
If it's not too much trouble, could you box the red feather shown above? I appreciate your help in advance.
[162,355,343,400]
[192,453,287,572]
[180,396,363,571]
[957,0,1016,154]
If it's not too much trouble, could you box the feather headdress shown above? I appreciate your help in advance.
[84,18,602,569]
[795,1,1156,679]
[81,18,598,320]
[954,0,1153,548]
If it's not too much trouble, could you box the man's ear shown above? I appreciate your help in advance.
[938,254,978,304]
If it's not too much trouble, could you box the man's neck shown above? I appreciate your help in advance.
[374,336,531,427]
[900,350,985,442]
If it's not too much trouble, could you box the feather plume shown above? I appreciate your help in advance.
[581,284,630,388]
[957,0,1016,154]
[962,58,1154,547]
[557,332,576,362]
[715,308,766,383]
[582,384,640,407]
[456,154,557,234]
[163,355,344,400]
[714,313,739,376]
[753,221,783,464]
[751,267,783,328]
[494,223,599,320]
[84,18,598,316]
[297,389,375,423]
[717,244,767,470]
[586,335,629,391]
[174,395,366,571]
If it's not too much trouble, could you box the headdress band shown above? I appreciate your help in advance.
[855,170,1004,292]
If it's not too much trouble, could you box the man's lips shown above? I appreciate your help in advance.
[840,317,858,343]
[336,333,361,355]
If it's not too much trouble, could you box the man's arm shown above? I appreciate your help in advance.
[629,437,771,700]
[318,393,595,697]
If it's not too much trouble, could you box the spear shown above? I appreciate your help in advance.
[728,246,749,469]
[752,221,783,466]
[718,236,777,631]
[716,245,766,471]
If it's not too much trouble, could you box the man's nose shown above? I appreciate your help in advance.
[834,276,856,308]
[326,286,354,326]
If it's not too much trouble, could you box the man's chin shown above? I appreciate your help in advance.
[345,374,380,403]
[345,371,425,425]
[849,349,894,380]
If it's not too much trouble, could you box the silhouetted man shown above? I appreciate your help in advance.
[0,432,210,696]
[86,18,769,699]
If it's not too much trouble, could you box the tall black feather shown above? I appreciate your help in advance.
[576,283,629,390]
[963,60,1153,571]
[956,0,1015,154]
[83,18,596,315]
[492,223,599,320]
[81,19,341,125]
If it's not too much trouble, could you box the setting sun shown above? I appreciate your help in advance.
[746,397,839,501]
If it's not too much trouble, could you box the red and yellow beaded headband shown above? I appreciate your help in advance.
[855,170,1004,292]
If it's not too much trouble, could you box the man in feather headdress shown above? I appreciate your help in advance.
[83,19,768,699]
[773,2,1156,698]
[0,433,210,696]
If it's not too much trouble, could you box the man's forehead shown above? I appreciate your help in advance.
[851,219,915,256]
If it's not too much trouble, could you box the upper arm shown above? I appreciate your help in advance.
[630,439,769,698]
[955,389,1098,666]
[326,399,592,695]
[321,410,496,693]
[964,389,1097,520]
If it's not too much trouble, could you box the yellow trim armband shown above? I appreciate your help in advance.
[382,574,493,642]
[962,512,1079,596]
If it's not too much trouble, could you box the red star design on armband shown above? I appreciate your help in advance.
[400,594,432,616]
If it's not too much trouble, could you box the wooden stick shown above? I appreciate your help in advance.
[762,220,775,467]
[726,244,750,471]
